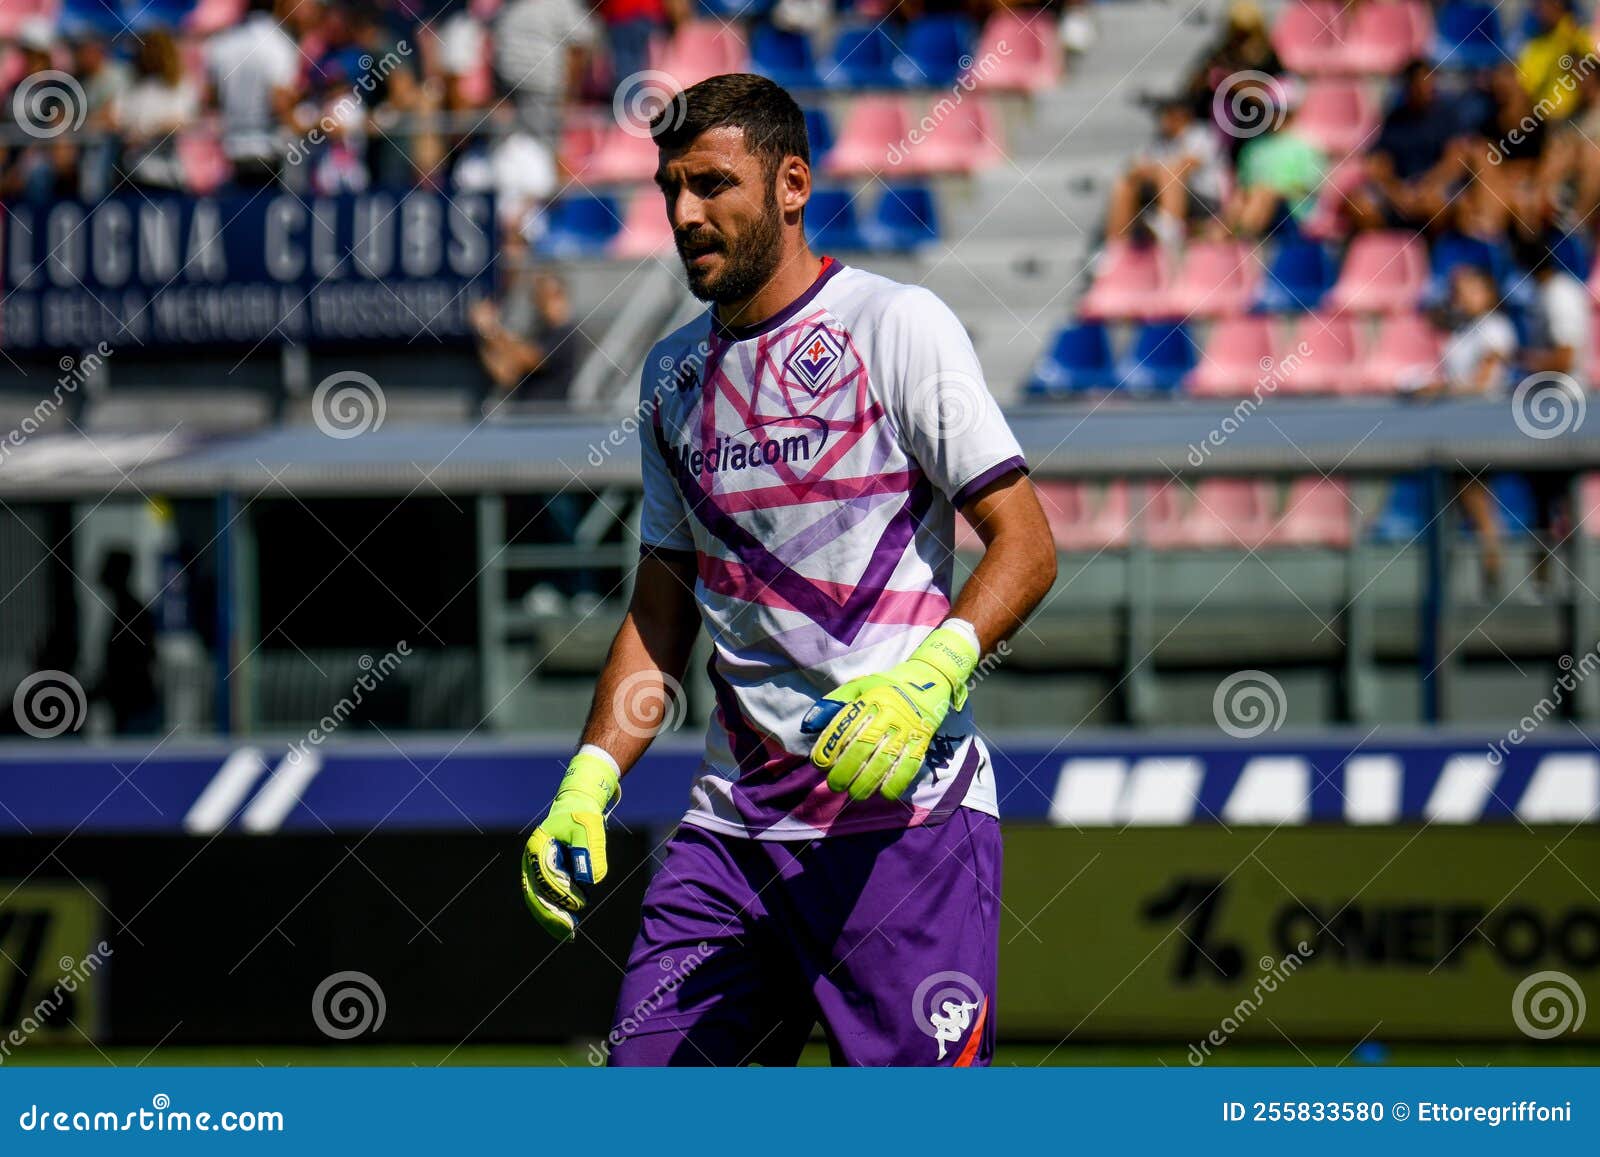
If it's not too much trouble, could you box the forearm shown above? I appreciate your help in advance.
[948,532,1056,654]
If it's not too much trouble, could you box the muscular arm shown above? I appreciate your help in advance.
[948,472,1058,653]
[576,550,701,774]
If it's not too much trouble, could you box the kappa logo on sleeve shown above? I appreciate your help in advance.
[783,324,845,395]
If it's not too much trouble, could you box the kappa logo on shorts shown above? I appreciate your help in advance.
[783,324,845,395]
[912,970,986,1062]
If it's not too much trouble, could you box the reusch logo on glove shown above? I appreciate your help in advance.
[819,702,863,759]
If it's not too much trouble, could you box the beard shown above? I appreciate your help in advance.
[676,186,785,305]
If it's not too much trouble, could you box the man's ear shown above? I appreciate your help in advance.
[779,155,811,219]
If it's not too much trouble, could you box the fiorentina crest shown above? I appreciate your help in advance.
[783,324,844,395]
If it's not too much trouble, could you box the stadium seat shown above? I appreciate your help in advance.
[126,0,195,31]
[1159,240,1262,318]
[1049,480,1132,550]
[185,0,244,35]
[1344,1,1432,73]
[752,25,822,90]
[1278,312,1360,394]
[805,189,867,251]
[536,195,622,259]
[1270,0,1345,75]
[1116,322,1196,394]
[60,0,127,36]
[1431,0,1505,70]
[0,0,58,40]
[1426,233,1511,307]
[1490,474,1538,537]
[1254,236,1334,312]
[971,7,1062,93]
[1299,157,1368,242]
[1267,477,1354,548]
[609,190,675,259]
[177,132,231,196]
[904,96,1005,174]
[1326,231,1427,313]
[862,184,939,251]
[1369,476,1427,542]
[824,24,908,89]
[698,0,773,18]
[1577,474,1600,539]
[1361,313,1442,393]
[1025,322,1116,395]
[1078,242,1170,321]
[558,119,607,181]
[803,107,834,167]
[823,96,913,177]
[653,21,748,89]
[1185,316,1275,397]
[1176,478,1277,549]
[580,123,659,184]
[1295,80,1379,156]
[1033,480,1085,545]
[897,14,977,86]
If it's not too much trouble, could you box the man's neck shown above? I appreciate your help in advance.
[714,249,825,334]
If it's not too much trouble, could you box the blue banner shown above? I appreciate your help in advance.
[0,1068,1596,1153]
[0,731,1595,834]
[1,191,495,351]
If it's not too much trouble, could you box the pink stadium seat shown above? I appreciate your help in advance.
[1300,157,1367,241]
[972,8,1062,93]
[906,96,1005,175]
[610,189,675,259]
[0,0,58,40]
[1177,479,1276,549]
[1270,1,1345,75]
[1268,477,1354,547]
[1361,313,1442,393]
[1034,481,1085,546]
[1326,231,1427,313]
[653,22,748,89]
[1057,481,1133,551]
[558,119,606,181]
[177,132,231,196]
[1185,316,1276,396]
[1078,242,1170,321]
[1343,1,1432,73]
[1295,80,1379,156]
[186,0,246,36]
[1140,480,1188,550]
[1577,474,1600,539]
[824,97,914,178]
[1277,312,1360,394]
[581,122,659,184]
[954,511,983,553]
[1159,240,1262,318]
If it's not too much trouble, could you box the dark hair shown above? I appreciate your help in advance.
[651,73,810,179]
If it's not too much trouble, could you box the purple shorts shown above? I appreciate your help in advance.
[605,808,1000,1067]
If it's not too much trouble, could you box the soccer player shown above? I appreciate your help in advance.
[521,73,1057,1066]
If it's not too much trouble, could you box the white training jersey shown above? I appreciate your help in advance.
[638,259,1027,840]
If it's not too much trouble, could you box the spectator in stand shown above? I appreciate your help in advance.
[1518,0,1595,123]
[1185,0,1281,158]
[207,0,301,186]
[0,21,83,203]
[453,103,560,241]
[494,0,598,142]
[1349,61,1472,233]
[70,29,131,128]
[471,270,581,410]
[114,30,201,191]
[1222,103,1325,238]
[1104,95,1226,250]
[1457,66,1563,242]
[601,0,686,96]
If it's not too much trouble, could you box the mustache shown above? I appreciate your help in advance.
[675,230,722,253]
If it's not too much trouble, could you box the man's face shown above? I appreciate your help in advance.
[655,126,786,305]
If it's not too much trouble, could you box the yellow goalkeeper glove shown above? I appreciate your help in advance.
[521,750,619,942]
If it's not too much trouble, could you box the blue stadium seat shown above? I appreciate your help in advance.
[1370,477,1427,542]
[824,25,908,89]
[536,196,621,259]
[1489,474,1538,537]
[1026,322,1115,396]
[1253,237,1333,313]
[125,0,196,30]
[1116,321,1196,394]
[805,190,866,251]
[697,0,774,18]
[60,0,129,37]
[896,15,977,87]
[1425,233,1510,307]
[1431,1,1505,71]
[753,26,822,90]
[862,185,939,251]
[803,107,834,167]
